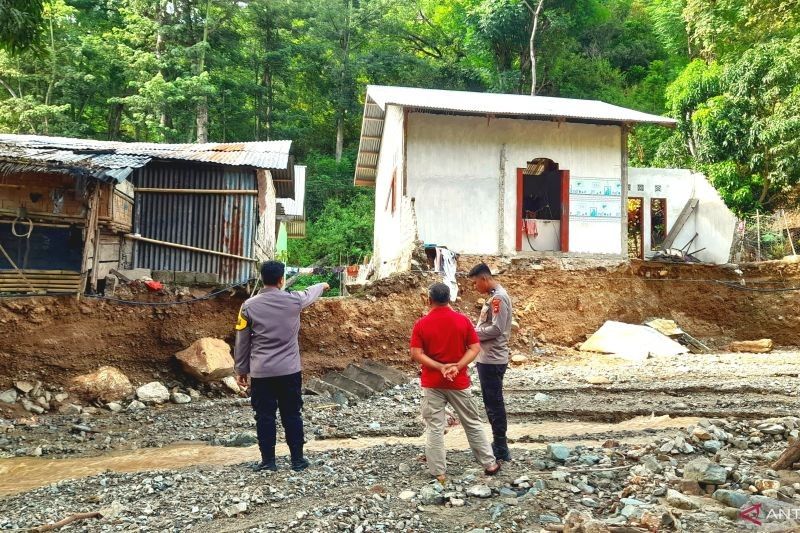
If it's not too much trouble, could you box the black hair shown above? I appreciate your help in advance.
[261,260,285,285]
[428,283,451,305]
[468,263,492,278]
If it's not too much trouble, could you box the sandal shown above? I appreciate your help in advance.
[484,462,501,476]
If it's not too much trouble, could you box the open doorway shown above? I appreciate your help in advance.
[627,197,644,259]
[516,158,569,252]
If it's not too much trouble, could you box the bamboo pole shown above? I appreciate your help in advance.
[756,210,762,262]
[783,209,797,256]
[124,234,258,262]
[133,188,257,195]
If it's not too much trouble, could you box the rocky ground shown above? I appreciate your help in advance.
[3,349,800,531]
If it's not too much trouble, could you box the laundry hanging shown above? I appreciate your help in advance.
[438,248,458,301]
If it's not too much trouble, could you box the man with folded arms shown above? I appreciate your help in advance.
[410,282,501,483]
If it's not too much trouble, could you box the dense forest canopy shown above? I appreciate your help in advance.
[0,0,798,264]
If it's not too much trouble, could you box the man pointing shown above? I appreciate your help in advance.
[234,261,328,472]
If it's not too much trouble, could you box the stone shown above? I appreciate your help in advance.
[642,455,663,474]
[534,393,551,401]
[713,489,749,509]
[35,396,49,410]
[222,502,248,517]
[450,498,465,507]
[703,440,723,453]
[586,375,612,385]
[511,354,529,364]
[21,398,44,414]
[82,406,99,415]
[467,485,492,498]
[136,382,170,404]
[222,376,244,394]
[666,489,700,510]
[581,498,599,508]
[175,338,235,382]
[54,392,68,403]
[58,403,83,415]
[71,366,134,402]
[760,424,785,435]
[399,490,415,501]
[547,444,572,462]
[419,486,444,505]
[538,514,561,524]
[729,339,773,353]
[683,457,728,485]
[0,389,17,403]
[224,432,258,447]
[106,402,123,412]
[368,421,381,430]
[513,476,530,486]
[14,381,34,394]
[756,479,781,492]
[171,392,192,404]
[692,427,713,441]
[678,480,703,496]
[127,400,146,411]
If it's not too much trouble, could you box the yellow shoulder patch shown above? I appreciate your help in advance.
[235,310,249,331]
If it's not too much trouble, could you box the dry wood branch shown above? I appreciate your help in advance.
[33,511,102,532]
[772,439,800,470]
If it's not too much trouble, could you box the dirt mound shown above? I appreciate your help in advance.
[1,261,799,391]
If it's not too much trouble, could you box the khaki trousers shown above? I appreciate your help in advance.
[421,387,496,476]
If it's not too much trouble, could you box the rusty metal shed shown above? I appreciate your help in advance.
[0,134,295,291]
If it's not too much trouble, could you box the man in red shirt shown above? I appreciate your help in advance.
[410,283,501,481]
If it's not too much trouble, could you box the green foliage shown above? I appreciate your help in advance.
[288,193,374,267]
[290,274,340,297]
[0,0,798,252]
[0,0,44,54]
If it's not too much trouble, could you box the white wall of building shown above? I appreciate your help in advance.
[404,112,624,257]
[628,168,736,264]
[372,105,418,278]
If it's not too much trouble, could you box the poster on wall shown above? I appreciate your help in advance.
[570,178,621,197]
[569,177,622,219]
[570,199,621,218]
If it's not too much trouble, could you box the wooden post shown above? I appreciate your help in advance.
[782,209,797,256]
[755,210,761,261]
[80,186,101,295]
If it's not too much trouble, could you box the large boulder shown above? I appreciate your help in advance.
[136,382,170,404]
[175,338,234,382]
[71,366,133,402]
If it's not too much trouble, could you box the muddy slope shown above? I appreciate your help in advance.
[2,262,799,388]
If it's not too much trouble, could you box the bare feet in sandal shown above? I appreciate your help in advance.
[484,462,501,476]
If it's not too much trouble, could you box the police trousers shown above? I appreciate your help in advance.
[250,372,304,462]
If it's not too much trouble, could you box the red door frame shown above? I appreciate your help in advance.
[560,170,570,252]
[516,168,570,252]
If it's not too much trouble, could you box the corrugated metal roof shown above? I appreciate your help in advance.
[0,134,292,171]
[366,85,677,126]
[355,85,676,186]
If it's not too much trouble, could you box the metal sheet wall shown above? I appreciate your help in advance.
[133,162,258,284]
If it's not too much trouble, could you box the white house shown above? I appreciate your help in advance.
[354,85,736,278]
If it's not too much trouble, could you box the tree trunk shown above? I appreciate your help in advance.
[195,0,211,144]
[196,99,209,143]
[44,14,57,134]
[107,103,123,140]
[523,0,545,96]
[335,0,352,162]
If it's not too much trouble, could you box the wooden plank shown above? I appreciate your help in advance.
[661,198,699,250]
[124,234,258,262]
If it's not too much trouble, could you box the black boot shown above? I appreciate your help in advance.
[492,438,512,462]
[291,457,310,471]
[252,458,277,472]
